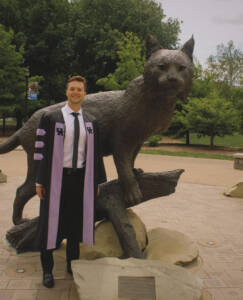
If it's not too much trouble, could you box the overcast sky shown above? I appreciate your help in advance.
[158,0,243,66]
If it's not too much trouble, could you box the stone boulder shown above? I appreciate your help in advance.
[79,209,147,259]
[72,257,203,300]
[0,170,7,183]
[145,227,199,265]
[56,220,199,267]
[224,182,243,198]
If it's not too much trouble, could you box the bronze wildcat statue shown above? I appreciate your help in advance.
[0,35,194,225]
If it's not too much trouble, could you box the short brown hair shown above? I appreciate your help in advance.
[66,75,87,90]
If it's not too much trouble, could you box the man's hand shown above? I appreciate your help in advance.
[97,185,100,196]
[36,185,45,200]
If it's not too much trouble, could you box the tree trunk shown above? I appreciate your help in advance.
[210,135,214,149]
[16,117,22,130]
[185,131,190,145]
[2,116,6,136]
[15,110,23,130]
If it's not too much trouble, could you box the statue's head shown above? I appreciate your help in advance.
[143,35,194,100]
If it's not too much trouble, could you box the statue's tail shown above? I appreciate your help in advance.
[6,217,40,253]
[0,130,21,154]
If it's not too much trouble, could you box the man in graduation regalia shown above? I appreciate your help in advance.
[34,75,107,288]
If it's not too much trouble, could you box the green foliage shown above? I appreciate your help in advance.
[232,86,243,131]
[206,41,243,101]
[166,100,187,137]
[72,0,180,48]
[178,94,240,147]
[0,105,17,118]
[207,41,243,87]
[167,59,215,141]
[0,24,26,113]
[190,60,215,99]
[97,32,145,90]
[71,0,180,90]
[0,0,181,100]
[167,44,243,141]
[146,135,162,147]
[0,0,74,102]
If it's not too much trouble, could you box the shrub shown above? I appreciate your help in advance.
[147,135,162,147]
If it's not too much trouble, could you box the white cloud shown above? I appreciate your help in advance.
[157,0,243,65]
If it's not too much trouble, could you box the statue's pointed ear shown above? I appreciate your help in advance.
[181,35,194,61]
[146,35,162,59]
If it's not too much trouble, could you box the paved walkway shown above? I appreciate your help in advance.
[0,150,243,299]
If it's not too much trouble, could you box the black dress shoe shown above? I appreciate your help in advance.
[43,273,54,288]
[67,261,73,275]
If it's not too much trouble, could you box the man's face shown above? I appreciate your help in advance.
[66,80,86,106]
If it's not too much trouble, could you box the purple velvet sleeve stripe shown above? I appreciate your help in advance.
[34,153,44,160]
[36,128,46,136]
[83,122,94,245]
[35,141,45,148]
[47,122,64,250]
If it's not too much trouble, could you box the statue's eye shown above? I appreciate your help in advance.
[178,65,186,71]
[158,64,166,70]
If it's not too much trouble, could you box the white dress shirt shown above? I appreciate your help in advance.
[36,103,87,186]
[62,103,87,168]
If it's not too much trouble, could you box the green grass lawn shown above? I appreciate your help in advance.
[0,118,17,126]
[140,149,234,161]
[180,133,243,148]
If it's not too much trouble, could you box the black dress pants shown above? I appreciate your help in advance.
[40,238,80,273]
[40,168,85,273]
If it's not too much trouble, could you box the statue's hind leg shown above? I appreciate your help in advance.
[12,154,36,225]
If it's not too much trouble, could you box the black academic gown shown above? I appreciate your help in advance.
[34,108,106,251]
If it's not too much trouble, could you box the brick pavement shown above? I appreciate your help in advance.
[0,150,243,299]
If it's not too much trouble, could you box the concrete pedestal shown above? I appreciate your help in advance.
[233,153,243,170]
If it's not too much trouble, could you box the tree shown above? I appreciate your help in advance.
[0,24,26,131]
[165,100,190,144]
[178,93,240,148]
[190,58,215,99]
[69,0,181,91]
[0,25,25,104]
[166,59,213,144]
[207,41,243,99]
[0,0,74,102]
[96,32,145,90]
[231,85,243,130]
[167,43,242,144]
[0,0,181,99]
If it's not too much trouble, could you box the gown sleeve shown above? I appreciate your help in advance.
[34,113,50,186]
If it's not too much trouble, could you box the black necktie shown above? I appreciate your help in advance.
[71,112,80,169]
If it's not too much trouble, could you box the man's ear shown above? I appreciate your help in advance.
[145,35,162,59]
[181,36,195,61]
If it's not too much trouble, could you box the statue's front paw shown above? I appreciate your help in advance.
[124,185,143,206]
